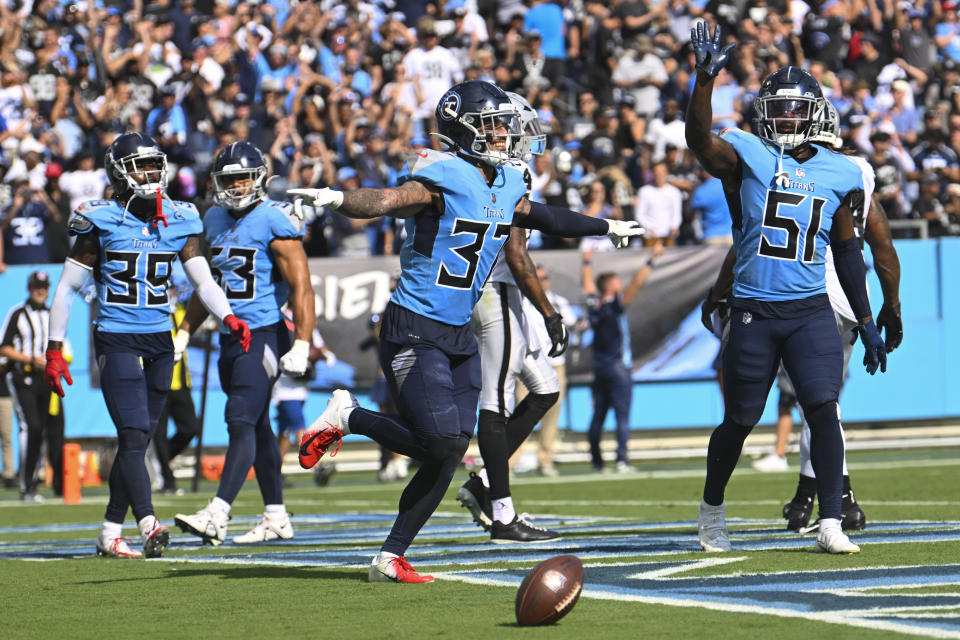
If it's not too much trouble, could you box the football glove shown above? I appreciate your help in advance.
[876,302,902,352]
[45,349,72,397]
[852,320,887,375]
[323,349,337,367]
[606,219,645,249]
[690,22,736,78]
[172,329,190,363]
[223,315,251,352]
[288,188,344,220]
[701,290,719,334]
[544,313,569,357]
[280,339,310,376]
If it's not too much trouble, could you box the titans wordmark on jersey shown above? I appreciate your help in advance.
[721,128,866,302]
[203,199,304,331]
[390,149,529,325]
[69,199,203,333]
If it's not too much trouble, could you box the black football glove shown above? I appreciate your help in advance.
[876,303,902,352]
[851,320,887,375]
[545,313,569,358]
[690,22,736,78]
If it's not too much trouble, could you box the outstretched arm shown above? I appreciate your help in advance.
[862,194,902,351]
[289,180,437,220]
[513,197,643,247]
[623,243,663,305]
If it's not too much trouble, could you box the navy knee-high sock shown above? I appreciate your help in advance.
[804,402,844,520]
[477,410,510,500]
[505,392,558,456]
[105,428,152,523]
[702,418,752,506]
[253,416,283,506]
[217,422,255,504]
[348,408,429,460]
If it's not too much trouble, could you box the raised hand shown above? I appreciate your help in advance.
[690,22,736,78]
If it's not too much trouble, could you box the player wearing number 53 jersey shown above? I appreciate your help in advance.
[289,80,642,583]
[687,24,887,556]
[174,142,313,546]
[42,132,250,559]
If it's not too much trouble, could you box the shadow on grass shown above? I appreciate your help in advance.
[75,566,364,585]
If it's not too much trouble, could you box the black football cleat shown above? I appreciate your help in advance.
[490,515,562,544]
[841,489,867,531]
[456,472,493,531]
[783,494,814,532]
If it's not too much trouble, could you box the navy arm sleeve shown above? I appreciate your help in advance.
[832,235,871,321]
[515,201,609,238]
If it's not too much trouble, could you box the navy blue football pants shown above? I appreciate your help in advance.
[588,361,633,467]
[95,332,173,525]
[215,322,287,507]
[704,305,846,519]
[349,339,480,556]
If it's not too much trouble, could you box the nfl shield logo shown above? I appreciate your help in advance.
[796,168,805,178]
[742,312,752,325]
[142,227,150,236]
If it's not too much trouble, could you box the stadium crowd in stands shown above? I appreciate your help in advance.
[1,0,959,268]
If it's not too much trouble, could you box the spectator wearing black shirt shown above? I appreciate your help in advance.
[853,33,887,91]
[869,131,906,219]
[802,0,848,71]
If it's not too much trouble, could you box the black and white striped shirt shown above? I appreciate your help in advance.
[0,300,49,375]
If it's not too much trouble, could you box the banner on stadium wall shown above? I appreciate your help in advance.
[305,245,729,387]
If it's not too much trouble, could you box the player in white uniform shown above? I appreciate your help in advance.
[457,92,569,543]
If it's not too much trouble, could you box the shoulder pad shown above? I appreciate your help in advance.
[72,199,119,229]
[264,199,303,232]
[405,149,456,176]
[67,211,94,234]
[172,200,200,216]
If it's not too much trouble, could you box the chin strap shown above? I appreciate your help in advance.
[774,143,790,189]
[153,187,169,227]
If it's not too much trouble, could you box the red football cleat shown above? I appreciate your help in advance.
[299,390,356,469]
[369,555,435,583]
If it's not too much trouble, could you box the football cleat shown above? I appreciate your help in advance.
[815,518,860,554]
[141,520,170,558]
[174,505,228,545]
[232,512,294,544]
[299,390,356,469]
[96,534,142,558]
[782,494,814,532]
[752,452,788,472]
[490,514,561,544]
[368,554,434,583]
[698,501,732,552]
[841,489,867,531]
[456,472,493,531]
[615,460,636,473]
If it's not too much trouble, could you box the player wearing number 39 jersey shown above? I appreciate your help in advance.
[687,23,887,557]
[173,142,313,546]
[42,132,250,560]
[288,80,643,583]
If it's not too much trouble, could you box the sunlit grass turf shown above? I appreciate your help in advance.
[1,447,958,639]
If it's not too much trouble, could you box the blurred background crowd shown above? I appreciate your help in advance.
[0,0,958,268]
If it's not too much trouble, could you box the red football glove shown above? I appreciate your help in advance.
[45,349,72,397]
[223,315,251,352]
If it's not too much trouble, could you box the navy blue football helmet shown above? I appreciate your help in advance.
[212,141,267,210]
[104,132,167,200]
[754,66,825,150]
[435,81,522,167]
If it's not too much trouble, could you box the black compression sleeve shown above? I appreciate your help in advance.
[832,235,871,321]
[516,201,609,238]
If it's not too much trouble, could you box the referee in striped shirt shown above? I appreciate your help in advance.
[0,271,65,501]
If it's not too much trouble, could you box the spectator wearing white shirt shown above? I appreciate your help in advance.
[634,161,682,246]
[402,19,463,122]
[611,35,668,118]
[59,151,109,213]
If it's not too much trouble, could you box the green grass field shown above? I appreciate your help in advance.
[2,447,959,639]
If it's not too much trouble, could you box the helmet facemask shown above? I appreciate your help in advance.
[506,92,546,163]
[213,165,266,210]
[115,150,168,198]
[754,93,824,150]
[809,101,842,149]
[460,105,522,167]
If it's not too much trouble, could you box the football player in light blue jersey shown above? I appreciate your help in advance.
[43,132,251,559]
[172,142,314,546]
[289,80,643,583]
[686,23,886,555]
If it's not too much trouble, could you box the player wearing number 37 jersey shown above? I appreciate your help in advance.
[687,24,886,556]
[289,80,643,583]
[42,132,250,559]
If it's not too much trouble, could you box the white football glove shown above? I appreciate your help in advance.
[288,188,344,220]
[172,329,190,363]
[606,220,645,249]
[279,339,311,376]
[323,349,337,367]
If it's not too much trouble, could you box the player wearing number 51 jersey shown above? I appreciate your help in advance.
[42,132,250,559]
[174,142,313,546]
[687,23,886,556]
[289,80,642,583]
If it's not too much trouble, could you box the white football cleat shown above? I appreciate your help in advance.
[752,452,789,472]
[140,518,170,558]
[368,553,434,583]
[96,534,142,558]
[698,500,732,552]
[232,512,294,544]
[174,504,228,545]
[815,518,860,554]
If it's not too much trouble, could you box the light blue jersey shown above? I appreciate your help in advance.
[721,128,866,302]
[390,150,528,325]
[69,199,202,333]
[204,198,304,331]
